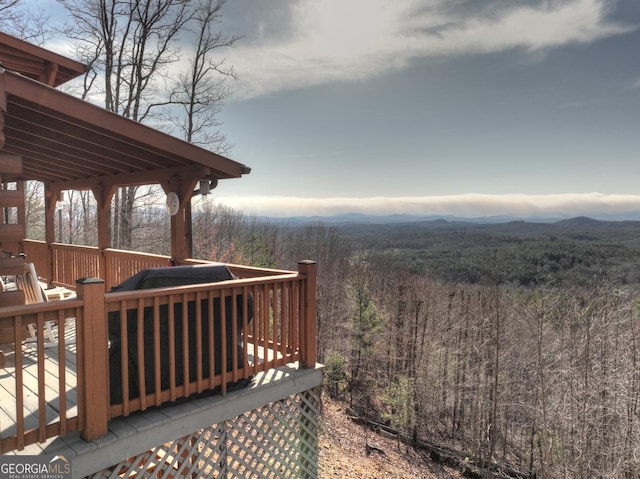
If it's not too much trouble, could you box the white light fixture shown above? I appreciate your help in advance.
[166,192,180,216]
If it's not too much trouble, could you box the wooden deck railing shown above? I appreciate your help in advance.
[103,268,312,420]
[0,245,317,451]
[0,298,84,453]
[22,241,173,290]
[22,240,311,289]
[103,248,175,289]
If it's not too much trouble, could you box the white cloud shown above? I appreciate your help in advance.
[228,0,635,99]
[215,193,640,219]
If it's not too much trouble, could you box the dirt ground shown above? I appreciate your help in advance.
[318,396,464,479]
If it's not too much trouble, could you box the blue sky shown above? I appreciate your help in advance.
[24,0,640,218]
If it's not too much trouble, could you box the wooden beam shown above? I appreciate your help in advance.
[0,189,23,208]
[0,71,6,112]
[41,62,59,87]
[50,165,212,192]
[6,101,174,173]
[0,154,22,175]
[44,190,60,245]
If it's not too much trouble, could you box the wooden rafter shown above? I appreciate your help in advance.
[0,31,86,87]
[0,72,249,189]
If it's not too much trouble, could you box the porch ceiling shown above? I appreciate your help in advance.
[0,68,250,191]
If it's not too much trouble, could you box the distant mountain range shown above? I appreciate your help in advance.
[323,215,640,240]
[259,211,640,225]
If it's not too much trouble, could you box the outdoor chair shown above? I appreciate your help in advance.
[15,263,75,348]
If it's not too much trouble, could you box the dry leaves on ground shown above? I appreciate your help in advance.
[318,396,463,479]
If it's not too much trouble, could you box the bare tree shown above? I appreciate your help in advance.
[166,0,238,153]
[58,0,193,119]
[0,1,24,29]
[56,0,236,250]
[0,0,49,44]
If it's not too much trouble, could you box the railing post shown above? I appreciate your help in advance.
[76,277,109,441]
[298,260,317,369]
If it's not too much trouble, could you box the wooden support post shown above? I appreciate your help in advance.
[76,277,109,441]
[0,155,24,255]
[170,206,189,263]
[0,109,5,150]
[92,184,115,284]
[298,260,317,369]
[16,179,25,234]
[44,189,59,285]
[163,176,198,263]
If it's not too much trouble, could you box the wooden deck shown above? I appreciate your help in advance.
[0,254,318,462]
[0,321,295,450]
[2,334,322,478]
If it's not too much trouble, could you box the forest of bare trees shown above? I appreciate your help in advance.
[192,208,640,478]
[343,256,640,478]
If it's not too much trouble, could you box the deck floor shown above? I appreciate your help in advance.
[0,321,78,444]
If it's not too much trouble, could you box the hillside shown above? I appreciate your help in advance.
[334,216,640,243]
[332,216,640,286]
[319,396,463,478]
